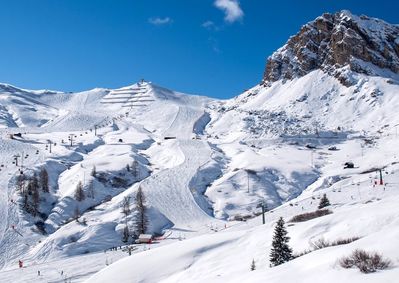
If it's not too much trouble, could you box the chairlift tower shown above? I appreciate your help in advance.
[257,200,268,224]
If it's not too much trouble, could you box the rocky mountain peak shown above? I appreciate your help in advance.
[262,10,399,85]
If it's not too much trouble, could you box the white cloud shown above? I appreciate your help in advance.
[202,20,215,29]
[202,20,220,31]
[148,17,173,25]
[214,0,244,23]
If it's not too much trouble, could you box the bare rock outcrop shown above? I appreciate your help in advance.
[262,10,399,85]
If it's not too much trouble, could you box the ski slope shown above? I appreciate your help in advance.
[142,139,220,229]
[0,81,224,274]
[85,161,399,283]
[0,71,398,282]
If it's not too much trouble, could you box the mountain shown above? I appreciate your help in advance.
[262,10,399,86]
[0,10,399,283]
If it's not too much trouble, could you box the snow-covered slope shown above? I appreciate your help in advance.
[0,81,220,267]
[0,9,399,283]
[85,166,399,283]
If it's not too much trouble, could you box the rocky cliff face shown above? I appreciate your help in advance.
[262,10,399,85]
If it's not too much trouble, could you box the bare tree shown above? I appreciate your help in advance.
[28,174,40,216]
[122,226,130,243]
[122,196,131,216]
[87,182,95,199]
[39,167,49,193]
[16,173,26,193]
[131,161,139,179]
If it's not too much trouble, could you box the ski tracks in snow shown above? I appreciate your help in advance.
[141,140,217,230]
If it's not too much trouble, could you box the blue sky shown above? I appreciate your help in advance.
[0,0,398,99]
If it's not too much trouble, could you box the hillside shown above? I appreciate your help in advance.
[0,10,398,283]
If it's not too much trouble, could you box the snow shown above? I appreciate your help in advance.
[85,174,399,283]
[0,60,399,282]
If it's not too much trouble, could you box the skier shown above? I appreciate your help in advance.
[38,270,40,276]
[18,260,23,268]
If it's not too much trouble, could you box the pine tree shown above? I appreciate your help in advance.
[134,186,148,235]
[250,259,256,271]
[39,167,49,193]
[318,194,330,209]
[74,181,85,201]
[270,217,293,267]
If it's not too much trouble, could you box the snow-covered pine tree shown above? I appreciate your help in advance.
[39,167,49,193]
[318,193,330,209]
[134,186,148,235]
[270,217,293,267]
[74,181,85,201]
